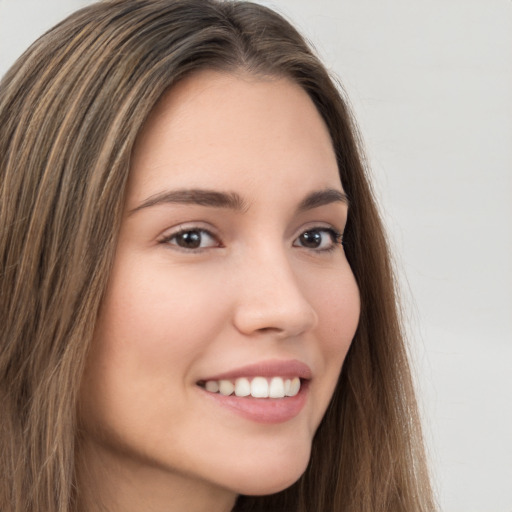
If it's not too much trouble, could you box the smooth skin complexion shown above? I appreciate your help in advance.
[78,70,361,512]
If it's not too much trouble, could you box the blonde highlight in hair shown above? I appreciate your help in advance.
[0,1,436,511]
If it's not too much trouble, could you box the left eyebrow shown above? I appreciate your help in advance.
[297,188,350,212]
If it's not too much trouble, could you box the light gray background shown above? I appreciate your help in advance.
[1,1,511,510]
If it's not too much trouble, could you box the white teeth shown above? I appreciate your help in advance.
[269,377,285,398]
[251,377,269,398]
[287,377,301,397]
[219,380,234,396]
[205,381,219,393]
[234,378,251,397]
[202,376,302,398]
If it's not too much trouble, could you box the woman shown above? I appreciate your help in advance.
[0,1,436,511]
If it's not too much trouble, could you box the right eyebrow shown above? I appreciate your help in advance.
[128,188,248,215]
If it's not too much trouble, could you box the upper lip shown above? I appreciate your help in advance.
[199,359,313,382]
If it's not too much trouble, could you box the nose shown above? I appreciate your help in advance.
[232,250,318,339]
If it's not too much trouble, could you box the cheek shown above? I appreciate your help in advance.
[323,283,360,349]
[312,267,360,354]
[79,258,228,430]
[304,266,360,427]
[99,258,227,366]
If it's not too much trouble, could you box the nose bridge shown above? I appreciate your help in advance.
[232,243,318,338]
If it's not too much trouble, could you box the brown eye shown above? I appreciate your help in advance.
[299,231,322,248]
[165,229,218,250]
[294,228,341,251]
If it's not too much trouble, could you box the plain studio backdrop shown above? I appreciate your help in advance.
[1,1,511,510]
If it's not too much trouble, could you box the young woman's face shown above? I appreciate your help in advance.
[79,70,360,508]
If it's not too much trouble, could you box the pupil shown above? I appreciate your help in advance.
[178,231,201,248]
[301,231,321,248]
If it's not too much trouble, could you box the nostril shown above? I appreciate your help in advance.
[256,326,283,334]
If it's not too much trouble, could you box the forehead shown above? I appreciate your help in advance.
[127,70,341,207]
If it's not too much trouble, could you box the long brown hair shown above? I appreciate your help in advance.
[0,1,436,511]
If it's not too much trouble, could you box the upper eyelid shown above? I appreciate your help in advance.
[291,220,344,238]
[158,222,219,241]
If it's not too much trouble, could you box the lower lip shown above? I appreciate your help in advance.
[198,381,309,424]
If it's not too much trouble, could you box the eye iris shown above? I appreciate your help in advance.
[176,231,202,248]
[300,230,322,248]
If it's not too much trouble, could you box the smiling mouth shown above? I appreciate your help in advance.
[197,376,302,399]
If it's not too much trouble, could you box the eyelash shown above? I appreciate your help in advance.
[293,227,343,252]
[159,226,343,253]
[159,227,221,252]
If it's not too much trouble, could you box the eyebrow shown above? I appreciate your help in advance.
[297,188,350,212]
[129,189,248,215]
[129,187,349,215]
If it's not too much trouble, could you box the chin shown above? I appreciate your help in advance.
[225,443,312,496]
